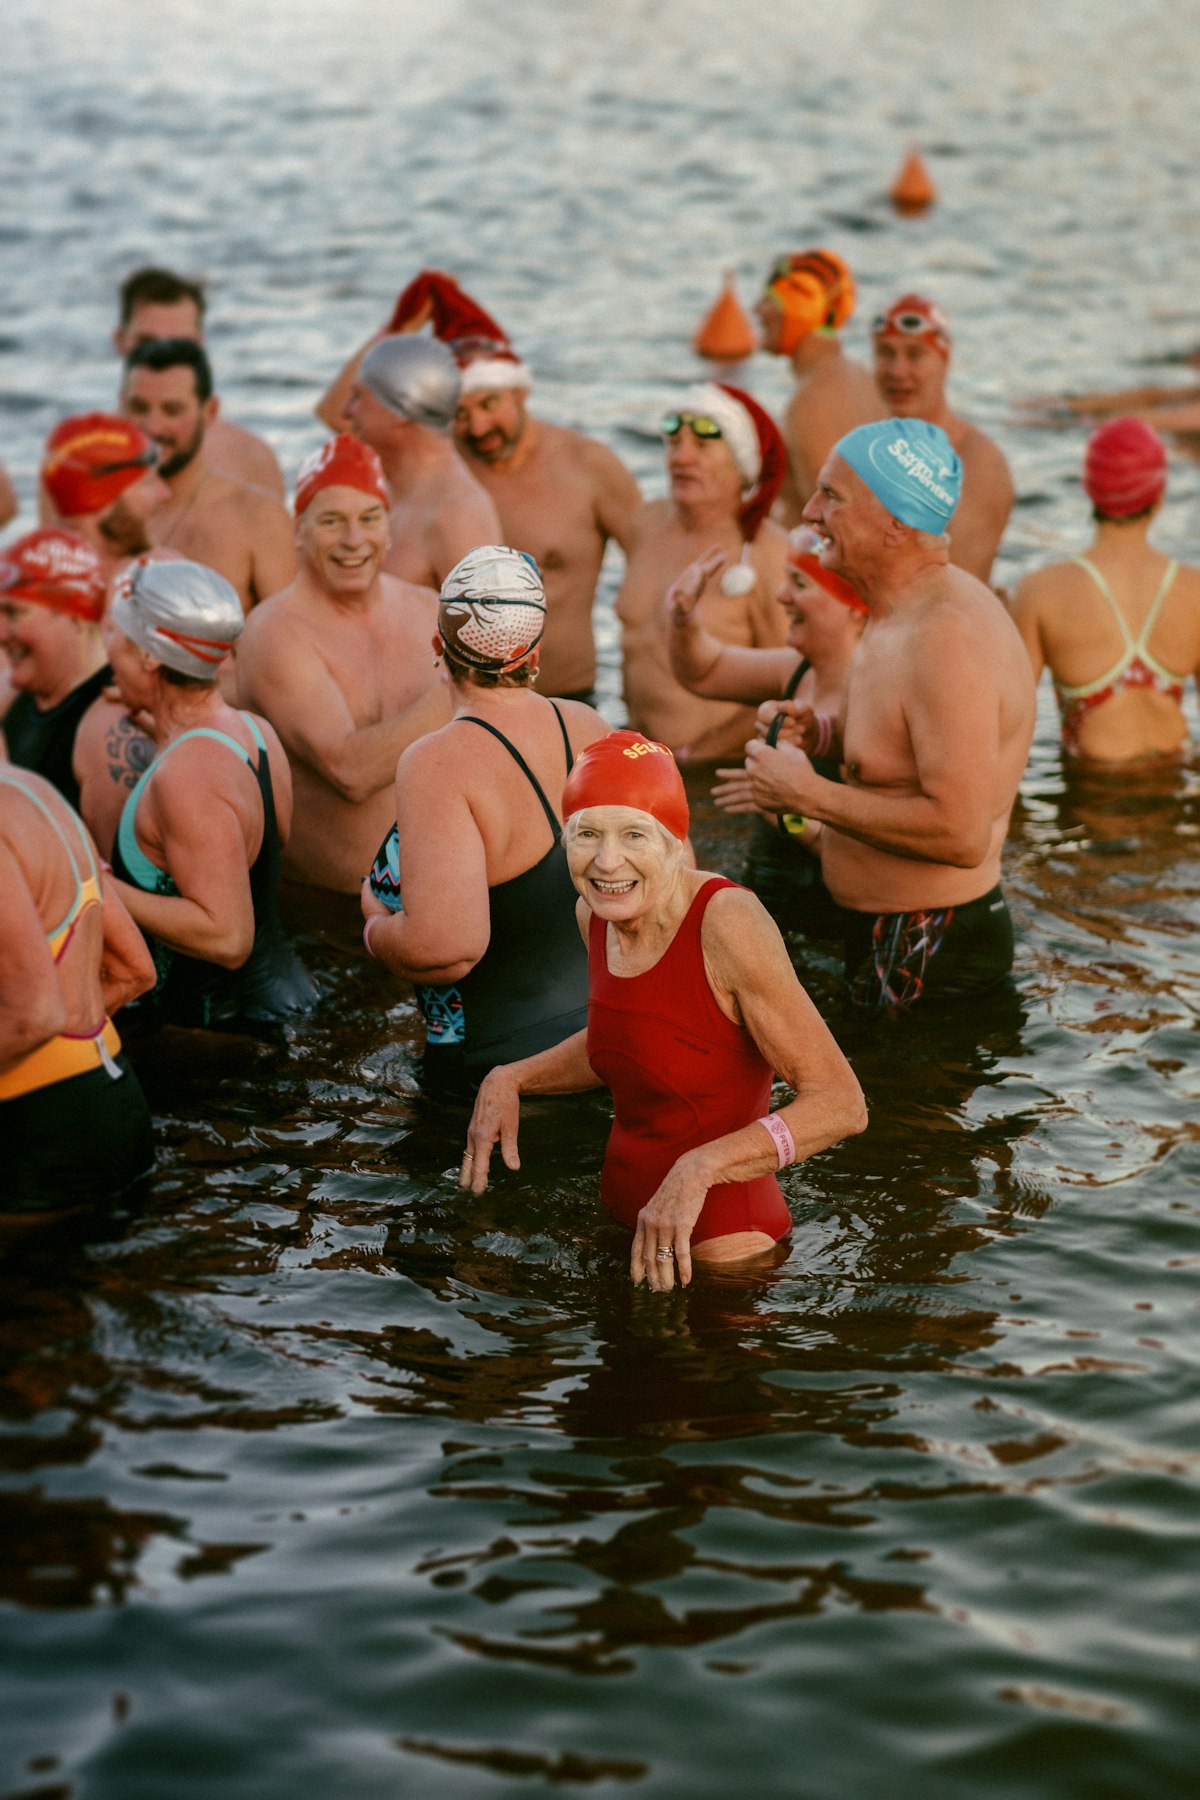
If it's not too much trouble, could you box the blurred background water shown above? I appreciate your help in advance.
[2,2,1200,1796]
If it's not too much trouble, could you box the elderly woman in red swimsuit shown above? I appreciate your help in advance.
[1010,419,1200,762]
[460,730,866,1290]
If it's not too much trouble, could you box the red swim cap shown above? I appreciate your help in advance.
[872,293,952,359]
[294,434,391,517]
[42,413,158,518]
[561,731,689,842]
[0,529,107,622]
[1083,417,1167,519]
[786,527,867,614]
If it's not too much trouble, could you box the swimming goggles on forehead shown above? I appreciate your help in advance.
[92,444,161,478]
[661,412,723,441]
[872,308,942,339]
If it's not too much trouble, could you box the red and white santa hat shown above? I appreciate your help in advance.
[678,382,787,542]
[385,270,531,397]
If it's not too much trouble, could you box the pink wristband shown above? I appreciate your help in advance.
[363,914,381,958]
[814,713,834,760]
[757,1113,795,1168]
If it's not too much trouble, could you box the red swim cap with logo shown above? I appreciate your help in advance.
[0,528,107,622]
[561,730,690,842]
[42,414,158,518]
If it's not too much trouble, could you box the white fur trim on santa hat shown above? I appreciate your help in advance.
[681,384,760,489]
[459,356,533,396]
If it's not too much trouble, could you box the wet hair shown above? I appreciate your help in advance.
[123,337,214,404]
[441,642,535,689]
[1092,502,1155,525]
[118,266,207,328]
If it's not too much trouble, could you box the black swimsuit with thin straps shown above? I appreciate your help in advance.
[454,701,589,1081]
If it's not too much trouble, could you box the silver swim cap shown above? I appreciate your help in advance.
[111,556,243,680]
[360,335,461,431]
[438,546,545,673]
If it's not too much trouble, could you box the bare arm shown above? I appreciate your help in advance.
[948,446,1014,583]
[247,498,299,607]
[98,869,156,1013]
[1006,577,1047,682]
[746,619,1004,867]
[0,846,67,1071]
[666,548,800,701]
[0,462,17,530]
[460,1028,603,1193]
[111,758,257,968]
[590,441,643,554]
[364,754,491,984]
[630,889,866,1286]
[315,333,378,433]
[237,619,451,804]
[427,484,504,589]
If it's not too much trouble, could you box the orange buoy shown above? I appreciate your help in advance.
[693,269,757,362]
[890,147,937,215]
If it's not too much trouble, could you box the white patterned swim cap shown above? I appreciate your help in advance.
[437,546,546,673]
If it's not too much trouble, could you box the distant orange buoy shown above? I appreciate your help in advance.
[693,269,757,362]
[890,147,937,215]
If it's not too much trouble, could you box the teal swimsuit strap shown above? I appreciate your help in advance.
[0,768,96,942]
[116,717,261,893]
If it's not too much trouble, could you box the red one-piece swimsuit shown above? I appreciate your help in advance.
[587,876,794,1246]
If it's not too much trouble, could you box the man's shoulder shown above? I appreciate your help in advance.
[954,416,1012,480]
[378,572,439,617]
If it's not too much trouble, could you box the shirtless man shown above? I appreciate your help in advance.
[346,271,641,697]
[114,266,285,496]
[872,295,1014,583]
[756,249,883,526]
[744,418,1035,1011]
[120,338,296,612]
[617,383,790,761]
[235,435,453,893]
[326,333,501,591]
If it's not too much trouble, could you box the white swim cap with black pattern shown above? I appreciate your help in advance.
[438,547,546,673]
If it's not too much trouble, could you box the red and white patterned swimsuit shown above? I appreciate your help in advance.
[1054,556,1185,757]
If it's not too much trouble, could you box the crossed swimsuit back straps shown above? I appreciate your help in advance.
[1054,556,1184,755]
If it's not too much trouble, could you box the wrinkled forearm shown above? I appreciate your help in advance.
[685,1072,867,1190]
[506,1030,602,1096]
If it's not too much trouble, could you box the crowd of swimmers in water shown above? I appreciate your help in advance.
[3,253,1198,1282]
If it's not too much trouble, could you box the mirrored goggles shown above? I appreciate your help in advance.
[661,412,723,441]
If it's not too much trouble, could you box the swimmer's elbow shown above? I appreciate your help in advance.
[7,991,68,1061]
[209,921,256,970]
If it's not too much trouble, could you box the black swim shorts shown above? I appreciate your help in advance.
[842,883,1014,1011]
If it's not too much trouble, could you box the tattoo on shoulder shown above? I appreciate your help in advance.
[105,715,154,789]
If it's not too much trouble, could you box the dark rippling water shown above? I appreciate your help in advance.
[3,2,1200,1795]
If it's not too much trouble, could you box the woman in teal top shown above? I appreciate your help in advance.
[104,558,314,1033]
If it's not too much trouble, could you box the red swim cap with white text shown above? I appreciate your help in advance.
[561,731,690,842]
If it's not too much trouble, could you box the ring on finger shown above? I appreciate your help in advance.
[655,1245,675,1261]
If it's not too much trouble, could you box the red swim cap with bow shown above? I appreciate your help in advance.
[561,731,690,842]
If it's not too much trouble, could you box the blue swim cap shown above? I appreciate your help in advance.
[834,418,962,534]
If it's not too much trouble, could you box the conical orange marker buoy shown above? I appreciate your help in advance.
[890,147,937,215]
[693,269,757,362]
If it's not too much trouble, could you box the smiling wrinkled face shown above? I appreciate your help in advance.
[873,336,947,418]
[297,485,391,596]
[565,804,681,919]
[0,600,83,698]
[802,455,887,584]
